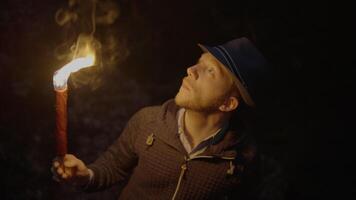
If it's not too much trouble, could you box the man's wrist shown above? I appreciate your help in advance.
[78,168,94,190]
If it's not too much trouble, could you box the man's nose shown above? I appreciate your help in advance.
[187,65,198,80]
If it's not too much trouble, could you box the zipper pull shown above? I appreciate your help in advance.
[182,156,188,173]
[146,133,155,146]
[226,161,235,175]
[181,163,187,171]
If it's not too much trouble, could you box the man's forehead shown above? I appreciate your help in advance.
[199,53,221,67]
[200,52,236,80]
[199,52,215,61]
[200,53,227,71]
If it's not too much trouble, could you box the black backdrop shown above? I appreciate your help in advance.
[1,0,348,199]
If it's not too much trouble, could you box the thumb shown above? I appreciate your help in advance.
[64,156,86,171]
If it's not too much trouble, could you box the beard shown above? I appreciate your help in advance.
[174,88,227,113]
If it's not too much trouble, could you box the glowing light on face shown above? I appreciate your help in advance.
[53,54,95,90]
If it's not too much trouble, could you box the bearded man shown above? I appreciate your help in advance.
[52,37,268,200]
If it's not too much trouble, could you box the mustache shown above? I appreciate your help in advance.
[182,77,194,91]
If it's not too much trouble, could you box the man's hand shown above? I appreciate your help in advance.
[51,154,91,187]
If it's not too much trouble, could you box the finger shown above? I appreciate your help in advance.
[62,173,68,179]
[53,161,60,168]
[52,157,62,164]
[57,167,64,175]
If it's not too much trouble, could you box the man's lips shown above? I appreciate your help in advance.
[182,78,192,91]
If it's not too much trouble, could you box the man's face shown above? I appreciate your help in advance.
[175,53,234,112]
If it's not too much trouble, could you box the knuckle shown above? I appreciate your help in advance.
[67,154,74,158]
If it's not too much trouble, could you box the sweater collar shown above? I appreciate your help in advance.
[153,99,186,154]
[154,99,247,157]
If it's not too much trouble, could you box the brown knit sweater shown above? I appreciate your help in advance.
[85,99,260,200]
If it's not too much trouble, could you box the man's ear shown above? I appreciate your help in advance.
[219,96,239,112]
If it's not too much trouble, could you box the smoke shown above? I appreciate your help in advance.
[54,0,128,90]
[96,0,120,25]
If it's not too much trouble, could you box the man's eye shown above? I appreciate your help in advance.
[208,68,214,73]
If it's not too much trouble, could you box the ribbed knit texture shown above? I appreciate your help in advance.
[84,99,259,200]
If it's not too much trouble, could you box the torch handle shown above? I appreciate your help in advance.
[55,89,68,156]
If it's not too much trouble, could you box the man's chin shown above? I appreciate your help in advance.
[175,93,222,113]
[175,93,202,111]
[174,93,185,107]
[174,91,191,108]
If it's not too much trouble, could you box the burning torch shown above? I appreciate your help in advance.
[53,45,95,159]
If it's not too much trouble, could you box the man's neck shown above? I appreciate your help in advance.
[184,109,229,148]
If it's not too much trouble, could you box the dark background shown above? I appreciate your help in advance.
[0,0,348,199]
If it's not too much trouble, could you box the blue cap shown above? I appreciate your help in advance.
[198,37,268,107]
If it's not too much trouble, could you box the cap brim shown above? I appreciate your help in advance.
[198,43,256,107]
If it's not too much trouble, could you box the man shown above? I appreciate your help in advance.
[52,37,268,199]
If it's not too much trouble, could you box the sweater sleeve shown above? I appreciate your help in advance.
[82,109,144,192]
